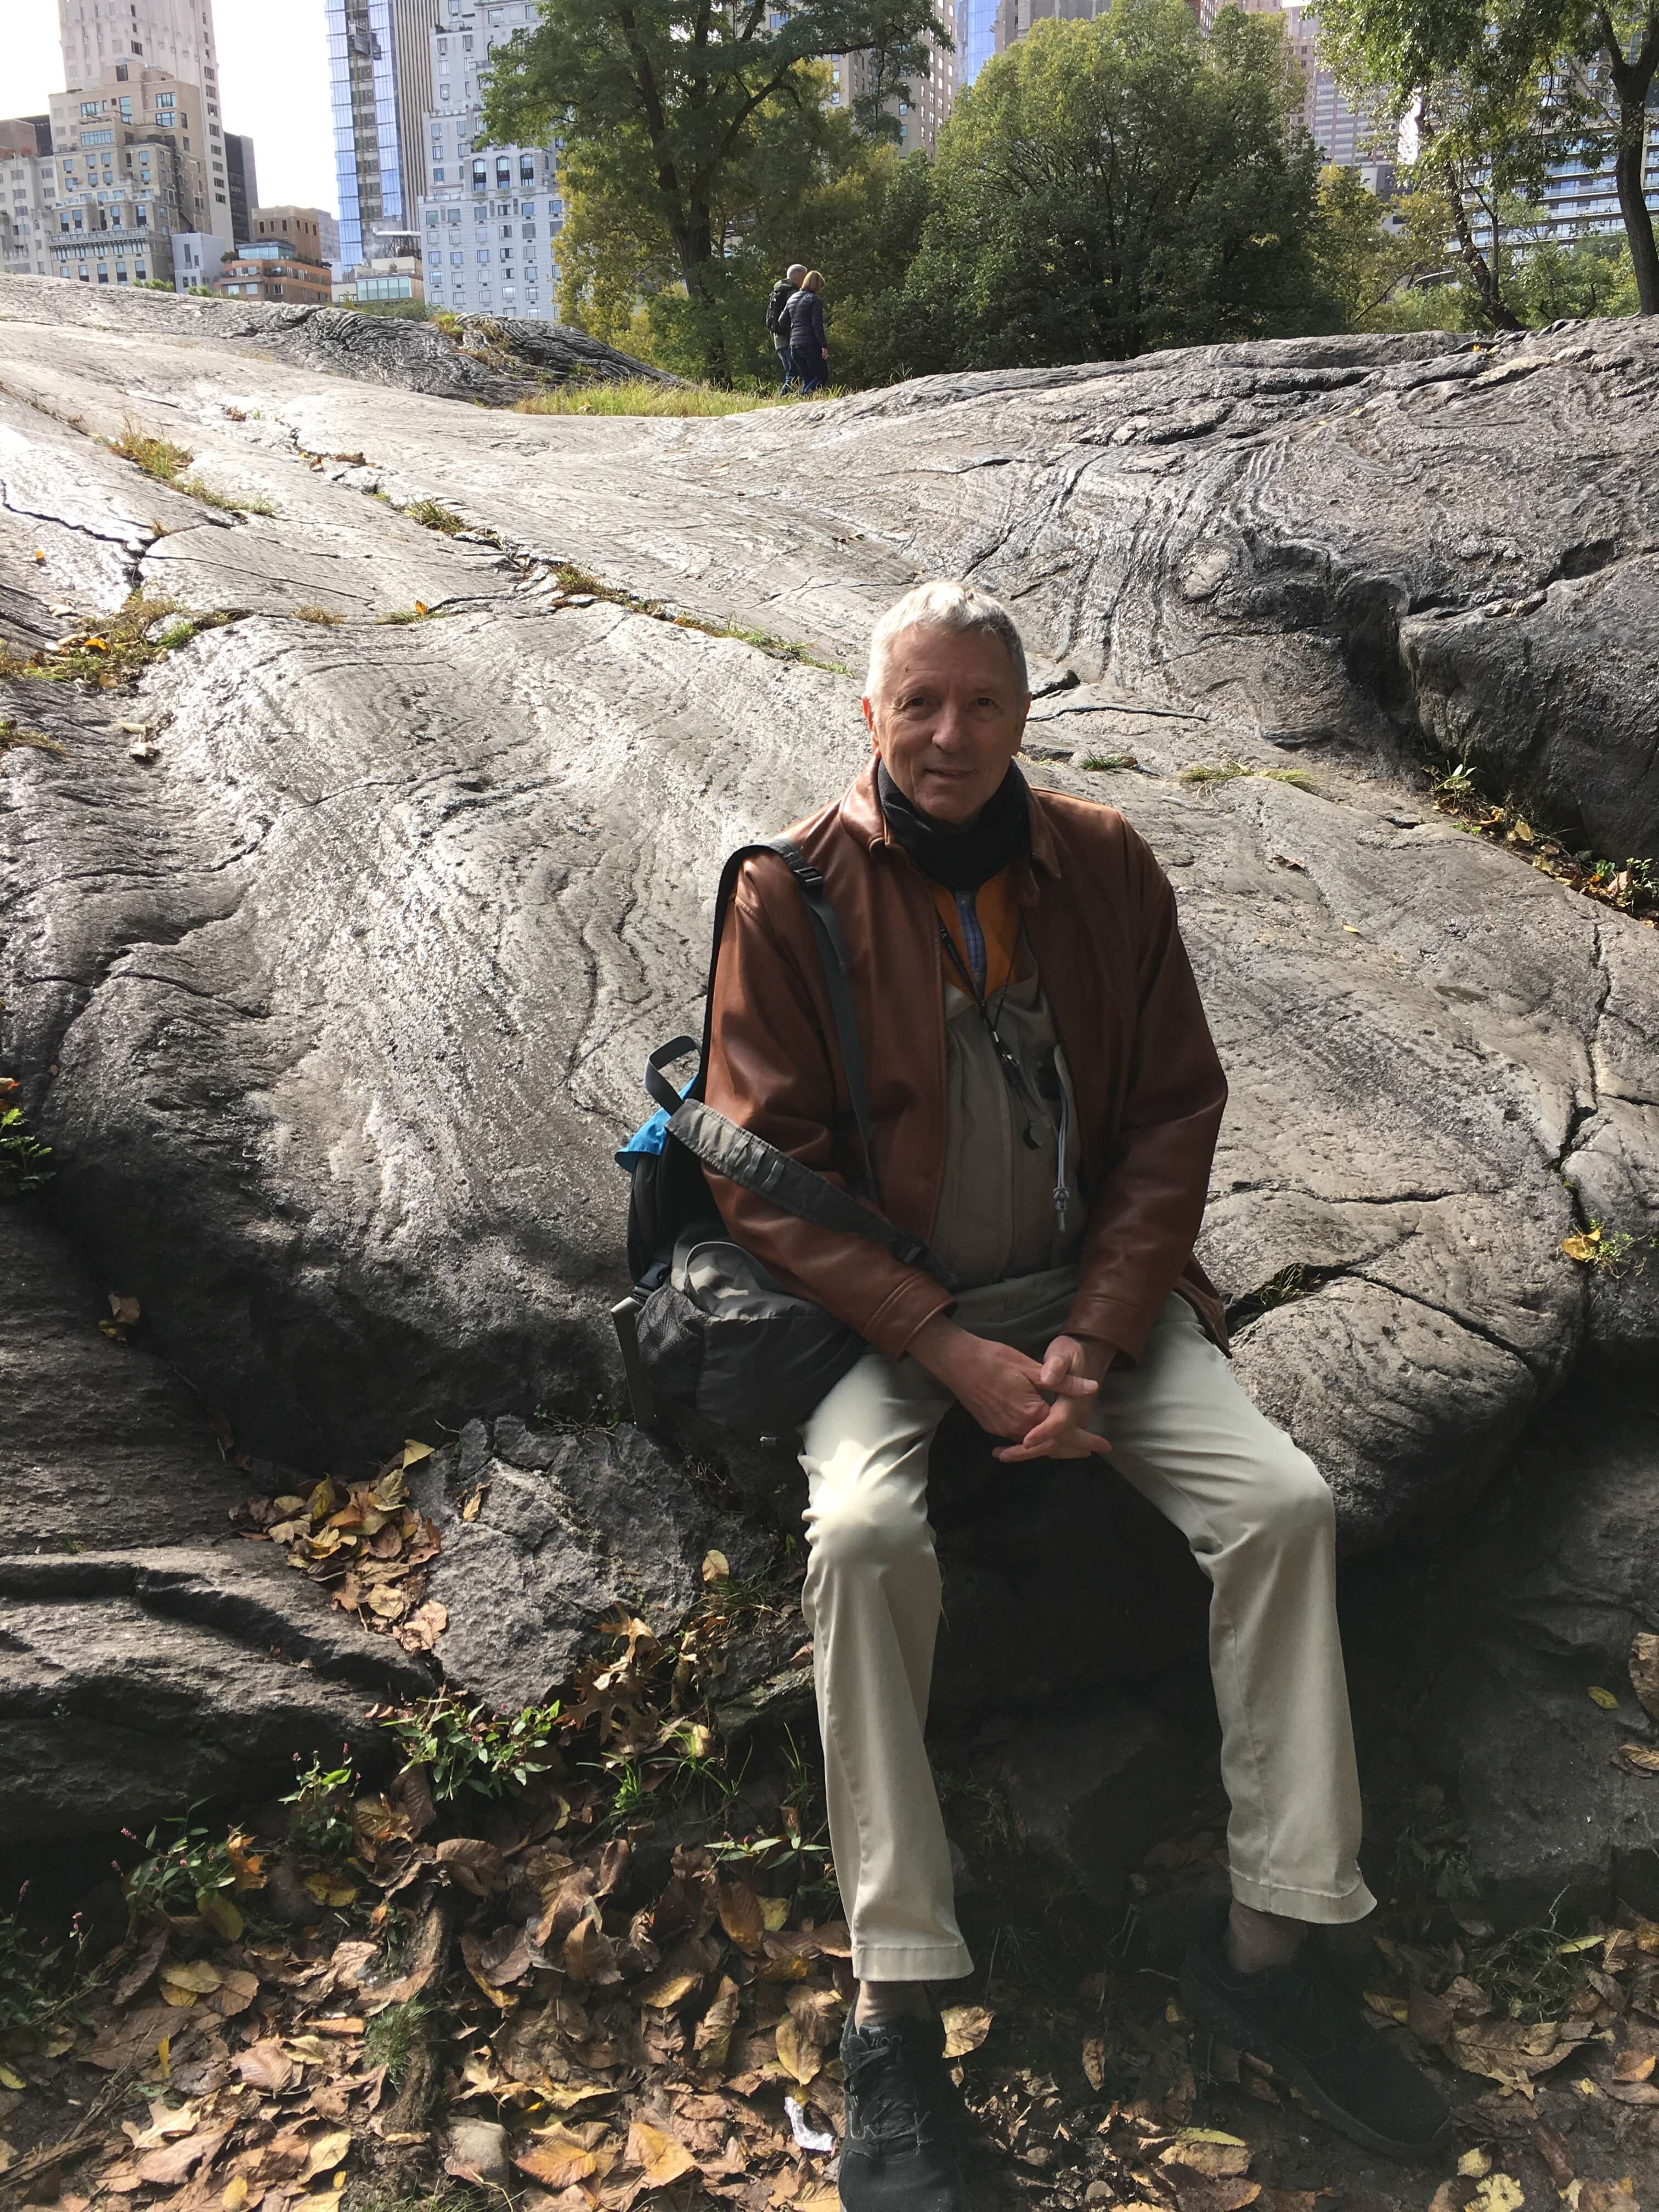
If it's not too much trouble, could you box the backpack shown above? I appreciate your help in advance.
[612,838,957,1440]
[764,278,793,337]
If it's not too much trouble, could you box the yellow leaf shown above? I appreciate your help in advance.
[0,2065,24,2090]
[1561,1233,1601,1263]
[625,2118,694,2184]
[1179,2130,1250,2147]
[1460,2151,1494,2178]
[1364,1990,1409,2025]
[776,2013,817,2086]
[1342,924,1361,934]
[402,1441,433,1468]
[163,1959,224,1995]
[1512,820,1536,844]
[716,1881,765,1953]
[1082,2034,1108,2092]
[760,1895,791,1932]
[635,1967,701,2010]
[222,2179,250,2210]
[158,2036,171,2080]
[940,2004,993,2059]
[302,2130,353,2181]
[514,2134,601,2187]
[702,1549,731,1584]
[1589,1686,1620,1710]
[1165,1997,1187,2024]
[1558,1935,1606,1953]
[1474,2177,1525,2212]
[303,1872,358,1907]
[199,1891,244,1941]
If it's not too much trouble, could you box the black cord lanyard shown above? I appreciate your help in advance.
[937,918,1042,1151]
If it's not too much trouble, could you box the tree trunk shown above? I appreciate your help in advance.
[1598,4,1659,316]
[669,207,731,386]
[1444,165,1525,331]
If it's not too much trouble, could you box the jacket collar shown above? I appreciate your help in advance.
[840,754,1060,879]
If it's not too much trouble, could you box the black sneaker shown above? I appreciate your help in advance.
[838,2009,969,2209]
[1180,1905,1451,2162]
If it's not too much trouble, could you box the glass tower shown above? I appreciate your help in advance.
[327,0,435,269]
[955,0,1000,86]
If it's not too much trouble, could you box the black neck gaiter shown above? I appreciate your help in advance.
[877,761,1030,894]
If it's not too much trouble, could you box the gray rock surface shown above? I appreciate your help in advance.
[2,281,1658,1879]
[408,1414,769,1712]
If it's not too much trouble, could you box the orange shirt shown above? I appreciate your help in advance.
[930,867,1021,1000]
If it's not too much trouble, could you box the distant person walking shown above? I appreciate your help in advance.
[784,269,829,397]
[768,261,808,394]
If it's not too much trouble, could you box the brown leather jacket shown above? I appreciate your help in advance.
[703,760,1229,1366]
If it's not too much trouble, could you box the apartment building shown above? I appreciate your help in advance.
[0,120,54,280]
[833,0,958,154]
[247,204,340,267]
[327,0,440,272]
[56,0,241,227]
[225,129,256,245]
[416,0,562,320]
[216,236,332,305]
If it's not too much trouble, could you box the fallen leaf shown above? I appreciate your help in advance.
[1473,2177,1525,2212]
[1364,1990,1409,2025]
[1613,2049,1656,2083]
[198,1892,245,1942]
[716,1881,766,1954]
[1630,1634,1659,1722]
[941,2004,992,2059]
[1615,1744,1659,1776]
[1531,2123,1573,2189]
[435,1836,504,1898]
[514,2131,602,2187]
[221,2177,250,2210]
[235,2040,296,2094]
[694,1976,741,2072]
[625,2118,695,2184]
[1459,2151,1493,2178]
[1409,1985,1457,2047]
[1082,2034,1108,2091]
[1451,2016,1589,2095]
[301,2130,352,2181]
[635,1966,702,2011]
[402,1439,433,1466]
[1604,2078,1659,2106]
[159,1957,223,2007]
[303,1872,358,1907]
[1163,2135,1252,2179]
[1589,1686,1621,1711]
[1561,1234,1602,1263]
[108,1293,141,1324]
[1578,2187,1638,2212]
[208,1967,259,2019]
[136,2129,229,2187]
[0,2064,25,2091]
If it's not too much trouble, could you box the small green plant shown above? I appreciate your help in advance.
[109,422,193,484]
[377,1692,561,1801]
[1434,755,1480,799]
[403,499,467,535]
[1080,753,1137,772]
[0,594,235,689]
[121,1806,234,1921]
[377,605,440,625]
[0,1889,69,2031]
[1260,766,1319,792]
[0,1103,54,1198]
[186,478,276,517]
[0,715,63,757]
[360,1995,431,2086]
[294,604,345,626]
[1177,759,1318,794]
[283,1751,358,1858]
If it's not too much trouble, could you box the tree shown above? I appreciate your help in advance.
[1317,0,1659,316]
[861,1,1331,377]
[1306,165,1419,329]
[554,64,932,386]
[481,0,944,379]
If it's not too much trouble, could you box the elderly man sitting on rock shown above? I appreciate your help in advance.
[703,579,1450,2208]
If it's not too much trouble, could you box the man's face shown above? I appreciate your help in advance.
[862,625,1031,828]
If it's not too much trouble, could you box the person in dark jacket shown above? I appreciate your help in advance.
[784,268,828,395]
[768,261,807,394]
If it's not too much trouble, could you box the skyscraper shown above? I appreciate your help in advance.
[225,130,257,245]
[57,0,218,96]
[955,0,1000,88]
[327,0,438,270]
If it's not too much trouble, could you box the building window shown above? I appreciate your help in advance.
[472,159,487,185]
[520,154,535,182]
[495,159,511,184]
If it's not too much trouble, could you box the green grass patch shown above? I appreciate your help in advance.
[403,498,468,535]
[108,421,274,516]
[294,604,345,626]
[0,594,236,688]
[0,715,63,758]
[1080,752,1138,772]
[515,377,790,419]
[1178,759,1319,793]
[377,603,442,625]
[186,478,276,517]
[1,1100,54,1198]
[360,1997,433,2088]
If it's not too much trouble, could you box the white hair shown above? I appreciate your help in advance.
[865,579,1030,703]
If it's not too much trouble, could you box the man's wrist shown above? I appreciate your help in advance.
[1067,1333,1118,1383]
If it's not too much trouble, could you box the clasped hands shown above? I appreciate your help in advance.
[909,1315,1113,1463]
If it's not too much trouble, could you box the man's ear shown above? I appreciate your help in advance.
[861,695,879,750]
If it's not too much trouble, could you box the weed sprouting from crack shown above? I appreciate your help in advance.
[108,421,275,518]
[403,498,468,536]
[1224,1261,1346,1334]
[538,561,849,673]
[0,594,238,690]
[294,605,346,627]
[1179,759,1320,793]
[0,715,63,757]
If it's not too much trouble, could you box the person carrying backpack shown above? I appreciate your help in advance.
[783,268,829,396]
[768,261,807,394]
[619,578,1451,2209]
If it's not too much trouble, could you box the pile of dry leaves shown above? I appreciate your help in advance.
[238,1443,447,1656]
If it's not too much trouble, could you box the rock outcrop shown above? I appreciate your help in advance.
[2,279,1657,1908]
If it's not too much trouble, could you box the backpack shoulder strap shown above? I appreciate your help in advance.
[652,836,878,1202]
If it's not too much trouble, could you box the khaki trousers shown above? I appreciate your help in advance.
[798,1269,1376,1983]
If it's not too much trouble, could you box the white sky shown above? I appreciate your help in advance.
[6,0,339,214]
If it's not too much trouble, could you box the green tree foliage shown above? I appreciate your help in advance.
[1316,0,1659,318]
[858,1,1333,377]
[481,0,944,377]
[555,67,932,386]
